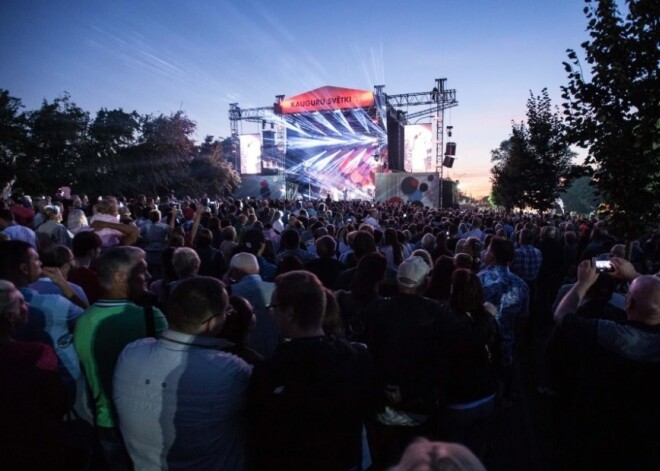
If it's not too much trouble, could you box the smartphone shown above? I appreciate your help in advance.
[595,260,614,272]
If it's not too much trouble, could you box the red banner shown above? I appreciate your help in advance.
[280,86,374,114]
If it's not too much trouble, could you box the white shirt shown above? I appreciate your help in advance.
[113,330,252,470]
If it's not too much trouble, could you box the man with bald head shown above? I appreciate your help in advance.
[554,258,660,469]
[229,252,276,357]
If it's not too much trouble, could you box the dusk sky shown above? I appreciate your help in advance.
[1,0,595,197]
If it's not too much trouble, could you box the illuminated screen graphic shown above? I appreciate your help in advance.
[239,134,261,175]
[404,124,434,173]
[284,106,387,200]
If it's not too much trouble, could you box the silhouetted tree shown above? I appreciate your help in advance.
[187,135,241,197]
[562,0,660,241]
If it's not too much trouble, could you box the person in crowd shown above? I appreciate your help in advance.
[74,246,167,470]
[228,252,276,357]
[9,191,35,227]
[512,228,543,291]
[36,204,73,248]
[233,228,277,282]
[68,231,103,304]
[220,295,264,366]
[461,217,485,241]
[66,208,90,235]
[220,225,239,264]
[553,258,660,470]
[361,256,450,468]
[167,246,201,297]
[113,277,251,470]
[380,227,406,282]
[0,208,38,247]
[536,225,565,322]
[335,251,387,341]
[140,208,170,280]
[0,279,71,469]
[426,255,454,303]
[195,228,227,279]
[304,234,346,288]
[436,269,502,463]
[334,230,377,290]
[0,240,90,424]
[29,244,89,308]
[249,270,372,471]
[275,228,317,264]
[477,237,528,399]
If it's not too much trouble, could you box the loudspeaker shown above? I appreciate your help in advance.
[442,156,455,168]
[445,142,456,156]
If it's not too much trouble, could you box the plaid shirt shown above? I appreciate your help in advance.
[512,244,543,282]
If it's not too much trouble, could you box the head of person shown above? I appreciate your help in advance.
[453,253,473,270]
[218,295,256,346]
[275,254,304,277]
[167,276,230,336]
[625,275,660,325]
[315,235,337,259]
[40,244,75,278]
[353,230,376,260]
[172,247,201,279]
[389,437,487,471]
[0,280,29,336]
[229,252,260,280]
[421,233,436,253]
[221,225,237,242]
[352,252,387,298]
[518,228,535,246]
[271,270,326,338]
[0,240,42,287]
[484,237,514,267]
[96,246,149,300]
[397,255,431,294]
[43,205,62,222]
[450,269,485,313]
[197,229,213,248]
[427,255,454,302]
[148,209,161,224]
[67,208,88,230]
[0,208,15,229]
[280,228,301,251]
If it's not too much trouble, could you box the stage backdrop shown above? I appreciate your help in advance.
[375,173,456,208]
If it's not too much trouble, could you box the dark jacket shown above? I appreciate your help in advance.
[248,335,372,471]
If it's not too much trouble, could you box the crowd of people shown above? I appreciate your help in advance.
[1,185,659,471]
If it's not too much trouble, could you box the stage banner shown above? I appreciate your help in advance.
[281,86,374,114]
[375,173,441,208]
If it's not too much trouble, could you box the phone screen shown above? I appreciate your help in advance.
[595,260,613,272]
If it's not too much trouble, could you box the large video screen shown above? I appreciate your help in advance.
[284,108,386,200]
[404,124,434,172]
[239,133,261,175]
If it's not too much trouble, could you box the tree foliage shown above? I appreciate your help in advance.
[0,89,245,198]
[491,89,577,211]
[25,94,90,193]
[561,0,660,240]
[0,90,27,181]
[188,136,241,197]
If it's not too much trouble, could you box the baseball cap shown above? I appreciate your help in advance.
[397,255,430,288]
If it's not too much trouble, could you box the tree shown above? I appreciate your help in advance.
[490,135,528,210]
[25,94,90,193]
[187,135,241,197]
[127,111,197,196]
[561,0,660,241]
[78,108,141,196]
[490,89,577,211]
[0,89,28,184]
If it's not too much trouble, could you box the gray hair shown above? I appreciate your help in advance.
[97,246,145,290]
[172,247,201,278]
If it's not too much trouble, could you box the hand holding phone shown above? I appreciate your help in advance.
[595,260,614,272]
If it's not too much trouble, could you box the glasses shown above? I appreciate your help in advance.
[266,304,286,312]
[201,306,235,324]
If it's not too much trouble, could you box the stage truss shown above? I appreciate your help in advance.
[228,78,458,204]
